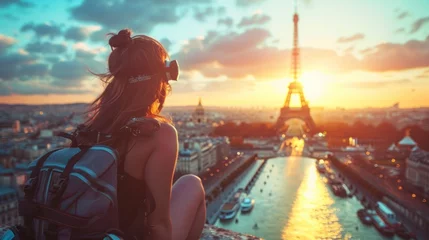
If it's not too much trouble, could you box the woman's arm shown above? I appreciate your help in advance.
[144,123,178,240]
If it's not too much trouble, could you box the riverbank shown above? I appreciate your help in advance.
[328,155,428,239]
[206,159,265,224]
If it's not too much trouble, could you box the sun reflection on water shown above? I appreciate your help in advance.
[282,164,343,240]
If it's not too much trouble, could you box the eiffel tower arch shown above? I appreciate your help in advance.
[276,3,316,134]
[276,82,316,133]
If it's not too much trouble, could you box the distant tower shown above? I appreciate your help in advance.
[275,0,316,133]
[12,120,21,133]
[193,97,206,124]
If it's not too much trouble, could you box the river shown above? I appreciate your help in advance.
[215,155,403,240]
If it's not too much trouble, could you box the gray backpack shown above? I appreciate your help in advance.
[14,145,124,240]
[3,118,160,240]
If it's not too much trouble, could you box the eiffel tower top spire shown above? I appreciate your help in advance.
[291,0,300,83]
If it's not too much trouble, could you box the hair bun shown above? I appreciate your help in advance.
[109,29,133,48]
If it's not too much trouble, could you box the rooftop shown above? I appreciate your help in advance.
[398,136,417,146]
[408,149,429,165]
[201,224,261,240]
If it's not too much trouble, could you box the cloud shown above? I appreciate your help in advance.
[89,29,110,42]
[340,79,411,89]
[75,49,96,59]
[218,17,233,27]
[410,16,429,33]
[173,28,360,81]
[238,14,271,27]
[175,27,429,83]
[236,0,267,7]
[337,33,365,43]
[193,6,215,22]
[50,60,89,85]
[0,34,16,54]
[19,63,50,80]
[0,80,93,96]
[395,27,405,34]
[20,22,62,39]
[1,13,19,21]
[25,42,67,54]
[0,0,33,8]
[0,53,38,81]
[64,26,99,42]
[217,6,226,15]
[416,69,429,79]
[70,0,212,33]
[361,35,429,72]
[397,11,409,19]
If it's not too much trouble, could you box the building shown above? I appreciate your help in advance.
[193,98,206,124]
[176,136,227,175]
[177,144,199,175]
[0,188,20,228]
[406,149,429,194]
[212,137,230,163]
[12,120,20,133]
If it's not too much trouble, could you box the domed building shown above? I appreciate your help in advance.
[193,97,206,124]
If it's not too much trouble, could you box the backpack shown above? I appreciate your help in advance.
[2,117,160,240]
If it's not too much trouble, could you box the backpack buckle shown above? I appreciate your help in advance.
[23,177,37,194]
[50,177,68,194]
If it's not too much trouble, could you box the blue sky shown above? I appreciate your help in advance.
[1,0,429,108]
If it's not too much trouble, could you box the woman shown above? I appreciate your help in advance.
[78,29,206,240]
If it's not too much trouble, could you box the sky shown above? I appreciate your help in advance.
[0,0,429,109]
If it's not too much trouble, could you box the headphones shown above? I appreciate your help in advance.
[128,60,180,84]
[164,60,179,81]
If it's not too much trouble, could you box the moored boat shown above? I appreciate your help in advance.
[375,201,401,229]
[316,160,326,173]
[357,209,373,225]
[219,202,240,221]
[330,183,347,197]
[240,197,255,212]
[371,214,395,236]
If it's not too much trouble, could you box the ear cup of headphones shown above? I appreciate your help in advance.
[165,60,179,81]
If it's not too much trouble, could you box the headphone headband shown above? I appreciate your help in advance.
[128,60,179,84]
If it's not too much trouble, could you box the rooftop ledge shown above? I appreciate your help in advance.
[201,224,262,240]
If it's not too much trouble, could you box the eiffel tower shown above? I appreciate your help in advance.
[276,2,316,133]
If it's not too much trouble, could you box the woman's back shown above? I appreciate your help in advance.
[79,29,205,240]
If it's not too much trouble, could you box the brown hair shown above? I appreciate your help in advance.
[84,29,171,134]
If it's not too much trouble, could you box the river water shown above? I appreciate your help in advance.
[215,156,402,240]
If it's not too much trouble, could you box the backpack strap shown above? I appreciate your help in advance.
[21,148,62,238]
[45,147,91,240]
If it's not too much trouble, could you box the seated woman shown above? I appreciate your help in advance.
[79,29,206,240]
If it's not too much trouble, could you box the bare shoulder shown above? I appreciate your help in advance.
[153,123,178,143]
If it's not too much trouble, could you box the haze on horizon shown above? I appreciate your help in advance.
[0,0,428,109]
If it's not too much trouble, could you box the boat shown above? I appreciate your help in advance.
[316,160,326,173]
[329,183,347,197]
[357,209,373,225]
[240,197,255,212]
[342,183,353,198]
[219,202,240,221]
[371,214,395,236]
[232,188,244,202]
[375,201,401,229]
[396,224,417,239]
[219,189,244,221]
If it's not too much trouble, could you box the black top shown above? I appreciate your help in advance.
[116,139,155,238]
[117,171,147,230]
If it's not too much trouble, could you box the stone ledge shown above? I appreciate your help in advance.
[201,224,262,240]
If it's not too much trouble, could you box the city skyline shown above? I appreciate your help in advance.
[0,0,429,108]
